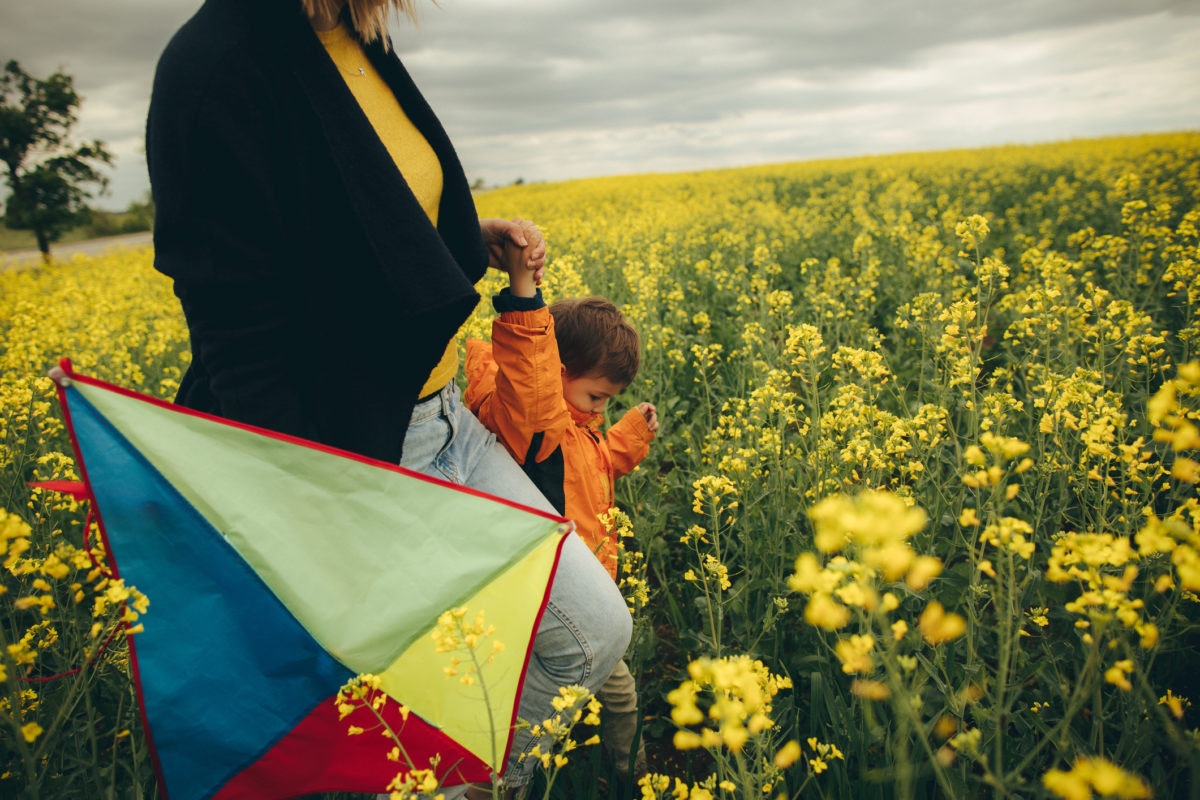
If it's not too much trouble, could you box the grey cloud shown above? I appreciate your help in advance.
[1,0,1198,205]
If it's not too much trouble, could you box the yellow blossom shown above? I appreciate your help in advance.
[919,601,967,645]
[1043,757,1150,800]
[21,722,43,743]
[850,680,891,700]
[834,634,875,674]
[1159,689,1189,719]
[1104,659,1134,691]
[1172,457,1200,484]
[804,593,850,631]
[906,555,943,590]
[788,552,840,594]
[774,740,801,768]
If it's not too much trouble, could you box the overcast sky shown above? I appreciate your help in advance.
[2,0,1199,210]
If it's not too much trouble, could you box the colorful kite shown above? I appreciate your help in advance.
[50,361,570,799]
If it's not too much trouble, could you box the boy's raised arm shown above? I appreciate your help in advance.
[495,217,544,298]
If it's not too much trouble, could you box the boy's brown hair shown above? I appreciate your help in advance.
[549,297,641,386]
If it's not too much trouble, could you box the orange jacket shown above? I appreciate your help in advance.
[465,305,654,579]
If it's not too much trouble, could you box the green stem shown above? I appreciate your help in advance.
[466,639,501,793]
[989,549,1019,797]
[875,610,959,800]
[1009,633,1103,778]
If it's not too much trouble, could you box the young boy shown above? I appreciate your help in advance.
[464,227,657,785]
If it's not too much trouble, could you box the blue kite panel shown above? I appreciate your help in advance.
[66,386,353,800]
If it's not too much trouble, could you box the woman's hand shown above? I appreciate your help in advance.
[481,217,547,284]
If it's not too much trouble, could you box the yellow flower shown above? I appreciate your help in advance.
[834,580,874,608]
[834,634,875,674]
[1172,457,1200,484]
[1104,659,1134,691]
[1159,689,1189,719]
[934,714,958,740]
[667,682,704,726]
[787,552,839,594]
[808,491,928,553]
[804,593,850,631]
[21,722,43,743]
[668,656,790,756]
[980,431,1030,461]
[963,445,986,467]
[955,214,990,251]
[850,679,890,700]
[721,725,749,752]
[1138,622,1159,649]
[1043,757,1150,800]
[948,728,981,757]
[1043,767,1091,800]
[905,555,943,590]
[774,740,801,768]
[919,601,967,645]
[1086,759,1150,798]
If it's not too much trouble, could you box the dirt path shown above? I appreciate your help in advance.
[0,231,153,273]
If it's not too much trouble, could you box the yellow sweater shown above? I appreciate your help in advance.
[317,21,457,396]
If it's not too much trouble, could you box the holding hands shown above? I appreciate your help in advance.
[482,217,545,298]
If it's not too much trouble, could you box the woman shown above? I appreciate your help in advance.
[146,0,631,795]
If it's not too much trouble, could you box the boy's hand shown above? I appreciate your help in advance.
[636,402,658,433]
[482,217,546,297]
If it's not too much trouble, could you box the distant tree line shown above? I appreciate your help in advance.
[83,195,155,238]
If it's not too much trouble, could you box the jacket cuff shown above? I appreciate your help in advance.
[623,408,654,440]
[493,287,546,313]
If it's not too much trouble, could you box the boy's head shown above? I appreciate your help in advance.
[550,296,640,414]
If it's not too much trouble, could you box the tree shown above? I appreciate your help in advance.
[0,59,111,261]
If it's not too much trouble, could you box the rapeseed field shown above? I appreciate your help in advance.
[3,131,1198,798]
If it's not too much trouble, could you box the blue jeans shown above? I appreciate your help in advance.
[400,382,632,789]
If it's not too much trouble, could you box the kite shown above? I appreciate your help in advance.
[49,360,570,800]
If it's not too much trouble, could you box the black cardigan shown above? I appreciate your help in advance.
[147,0,488,463]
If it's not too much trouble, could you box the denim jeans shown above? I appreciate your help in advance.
[400,382,633,790]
